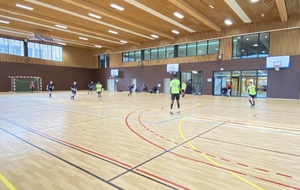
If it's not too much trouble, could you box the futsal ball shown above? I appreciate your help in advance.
[197,103,200,107]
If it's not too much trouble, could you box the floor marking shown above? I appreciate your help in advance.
[178,117,265,190]
[0,173,16,190]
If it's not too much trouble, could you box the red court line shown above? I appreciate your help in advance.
[135,109,299,189]
[276,173,293,178]
[255,168,269,173]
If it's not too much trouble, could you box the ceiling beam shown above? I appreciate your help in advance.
[60,0,174,39]
[275,0,288,21]
[167,0,222,32]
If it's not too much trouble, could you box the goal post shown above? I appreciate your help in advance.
[9,76,42,92]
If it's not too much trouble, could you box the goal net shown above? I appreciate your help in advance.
[9,76,42,92]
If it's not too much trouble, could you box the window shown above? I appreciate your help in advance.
[135,50,141,61]
[232,33,269,59]
[197,41,207,55]
[208,39,219,54]
[122,52,129,62]
[99,54,109,68]
[0,37,24,56]
[178,44,187,57]
[158,47,166,59]
[166,46,174,58]
[128,51,135,62]
[150,48,158,60]
[144,49,150,60]
[187,42,196,56]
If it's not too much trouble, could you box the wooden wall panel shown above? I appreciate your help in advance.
[269,28,300,56]
[219,38,232,60]
[0,45,97,69]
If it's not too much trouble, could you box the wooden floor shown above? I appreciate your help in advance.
[0,91,299,190]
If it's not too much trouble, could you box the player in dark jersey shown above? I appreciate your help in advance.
[88,81,94,95]
[71,81,77,100]
[46,81,54,98]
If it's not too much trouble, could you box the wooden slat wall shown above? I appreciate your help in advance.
[0,45,97,69]
[219,38,232,60]
[269,28,300,56]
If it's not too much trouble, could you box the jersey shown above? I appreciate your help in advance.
[170,79,180,94]
[47,83,54,90]
[181,83,187,90]
[96,84,102,92]
[247,85,256,95]
[71,84,77,92]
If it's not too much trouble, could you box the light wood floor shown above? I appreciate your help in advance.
[0,91,299,190]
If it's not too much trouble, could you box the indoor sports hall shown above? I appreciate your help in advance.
[0,0,299,190]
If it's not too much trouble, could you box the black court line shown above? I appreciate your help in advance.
[0,117,179,190]
[200,137,300,157]
[0,128,123,190]
[108,120,228,182]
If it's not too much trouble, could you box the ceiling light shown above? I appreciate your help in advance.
[95,45,102,48]
[262,51,265,53]
[88,13,101,19]
[251,0,259,2]
[58,42,66,45]
[209,5,215,9]
[120,40,127,44]
[261,14,265,17]
[151,34,159,38]
[79,37,88,40]
[110,3,124,11]
[253,44,258,46]
[55,24,67,29]
[224,19,233,25]
[192,71,198,74]
[16,3,33,10]
[265,36,268,38]
[172,30,180,34]
[0,20,10,24]
[174,12,184,19]
[108,30,118,34]
[246,38,249,40]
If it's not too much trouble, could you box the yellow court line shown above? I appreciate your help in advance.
[0,173,16,190]
[178,117,264,190]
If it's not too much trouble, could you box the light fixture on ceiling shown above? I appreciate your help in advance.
[79,37,88,40]
[0,20,10,24]
[151,34,159,38]
[55,24,67,29]
[16,3,33,10]
[262,51,265,53]
[192,71,198,74]
[251,0,259,2]
[253,44,258,46]
[246,38,249,40]
[209,5,215,9]
[174,12,184,19]
[261,14,265,17]
[110,3,124,11]
[108,30,118,34]
[171,30,180,34]
[120,40,127,44]
[88,13,101,19]
[224,19,233,25]
[58,42,66,45]
[95,45,102,48]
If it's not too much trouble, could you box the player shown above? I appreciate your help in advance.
[46,81,54,98]
[128,84,134,97]
[71,81,77,100]
[30,81,35,93]
[247,81,256,107]
[170,74,181,115]
[181,81,186,98]
[88,81,94,95]
[96,81,102,100]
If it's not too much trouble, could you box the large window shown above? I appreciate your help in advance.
[150,48,158,60]
[0,37,24,56]
[232,33,269,59]
[99,54,110,68]
[187,42,197,56]
[178,44,187,57]
[208,39,219,54]
[28,42,62,62]
[166,46,174,58]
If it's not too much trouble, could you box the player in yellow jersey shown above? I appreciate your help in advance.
[96,81,103,100]
[247,81,256,107]
[170,74,181,115]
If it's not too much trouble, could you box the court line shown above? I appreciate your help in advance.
[178,117,265,190]
[0,115,185,190]
[0,173,16,190]
[0,128,123,190]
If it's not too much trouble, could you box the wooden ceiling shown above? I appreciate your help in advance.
[0,0,298,50]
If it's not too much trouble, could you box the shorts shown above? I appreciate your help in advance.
[89,88,93,90]
[97,91,102,94]
[171,94,180,101]
[48,89,52,92]
[249,94,256,99]
[72,90,76,94]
